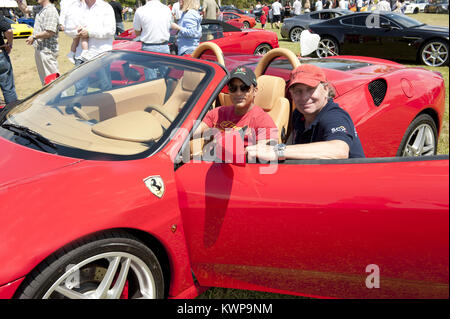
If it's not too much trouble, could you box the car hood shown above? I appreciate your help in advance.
[413,24,449,34]
[0,137,81,189]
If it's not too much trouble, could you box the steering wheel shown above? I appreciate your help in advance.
[191,42,225,66]
[73,106,90,121]
[254,48,301,78]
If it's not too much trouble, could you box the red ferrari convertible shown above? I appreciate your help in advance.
[115,19,278,56]
[0,44,448,299]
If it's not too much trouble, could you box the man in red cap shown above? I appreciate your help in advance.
[247,64,365,161]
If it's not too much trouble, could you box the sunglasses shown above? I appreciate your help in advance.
[228,84,251,93]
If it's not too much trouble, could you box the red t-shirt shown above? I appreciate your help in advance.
[262,5,270,15]
[203,105,278,147]
[260,13,267,24]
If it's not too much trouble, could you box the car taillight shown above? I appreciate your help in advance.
[308,29,316,34]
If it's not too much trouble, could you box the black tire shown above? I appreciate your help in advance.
[316,36,339,58]
[396,114,438,157]
[254,43,272,55]
[419,39,449,67]
[243,21,250,28]
[414,8,419,14]
[289,26,304,42]
[15,231,164,299]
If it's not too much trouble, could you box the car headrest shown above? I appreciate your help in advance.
[181,71,204,92]
[254,75,286,111]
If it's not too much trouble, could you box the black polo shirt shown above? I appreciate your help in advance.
[292,99,365,158]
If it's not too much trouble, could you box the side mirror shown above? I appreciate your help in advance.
[380,22,392,29]
[44,73,60,85]
[300,30,320,57]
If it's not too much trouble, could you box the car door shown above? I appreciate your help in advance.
[201,22,240,54]
[377,16,419,60]
[175,155,449,298]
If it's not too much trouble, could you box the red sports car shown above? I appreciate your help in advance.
[115,19,277,56]
[221,11,257,29]
[0,45,448,299]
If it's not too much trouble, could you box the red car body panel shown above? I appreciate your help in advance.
[176,159,449,298]
[115,24,279,56]
[0,50,447,299]
[222,12,257,28]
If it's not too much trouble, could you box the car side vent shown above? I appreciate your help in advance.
[368,79,387,106]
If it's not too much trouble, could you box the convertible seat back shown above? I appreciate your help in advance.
[254,75,290,143]
[156,70,205,128]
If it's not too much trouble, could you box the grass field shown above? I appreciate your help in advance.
[6,13,449,299]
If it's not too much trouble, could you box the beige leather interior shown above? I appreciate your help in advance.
[152,70,205,128]
[254,75,290,143]
[92,111,164,142]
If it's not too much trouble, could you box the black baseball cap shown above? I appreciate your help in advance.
[229,66,257,87]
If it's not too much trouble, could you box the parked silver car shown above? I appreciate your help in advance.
[281,9,352,42]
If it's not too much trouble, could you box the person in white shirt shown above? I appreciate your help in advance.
[377,0,391,11]
[271,0,282,29]
[65,0,115,95]
[172,1,182,21]
[133,0,174,54]
[315,0,323,11]
[293,0,302,15]
[339,0,348,9]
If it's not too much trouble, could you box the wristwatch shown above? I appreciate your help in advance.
[32,35,36,40]
[273,143,286,160]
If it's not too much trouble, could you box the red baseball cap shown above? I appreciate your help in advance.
[288,64,327,89]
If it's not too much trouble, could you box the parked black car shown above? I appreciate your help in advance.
[281,9,352,42]
[308,12,449,66]
[424,0,449,13]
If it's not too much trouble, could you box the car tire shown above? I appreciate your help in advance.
[243,21,250,28]
[289,27,304,42]
[316,36,339,58]
[419,39,449,67]
[414,8,419,14]
[396,114,438,157]
[254,43,272,55]
[15,231,164,299]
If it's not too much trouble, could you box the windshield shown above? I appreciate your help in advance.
[384,13,423,28]
[0,51,212,160]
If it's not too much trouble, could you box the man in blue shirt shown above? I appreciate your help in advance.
[246,64,365,161]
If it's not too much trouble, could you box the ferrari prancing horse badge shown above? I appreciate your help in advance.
[144,175,165,198]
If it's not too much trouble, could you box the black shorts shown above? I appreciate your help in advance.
[273,14,281,22]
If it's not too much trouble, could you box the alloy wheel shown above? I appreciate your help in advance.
[401,123,436,157]
[421,41,449,67]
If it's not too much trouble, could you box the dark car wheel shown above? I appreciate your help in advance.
[397,114,438,157]
[243,21,250,28]
[254,43,272,55]
[420,40,449,67]
[15,232,164,299]
[316,37,339,58]
[289,27,304,42]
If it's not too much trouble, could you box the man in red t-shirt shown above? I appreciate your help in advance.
[194,65,278,149]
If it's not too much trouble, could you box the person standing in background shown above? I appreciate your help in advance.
[293,0,302,15]
[172,1,182,22]
[108,0,126,35]
[133,0,174,54]
[271,0,282,29]
[202,0,220,19]
[0,14,17,104]
[173,0,202,55]
[15,0,59,86]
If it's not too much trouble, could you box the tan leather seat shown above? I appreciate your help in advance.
[254,75,290,143]
[154,71,205,128]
